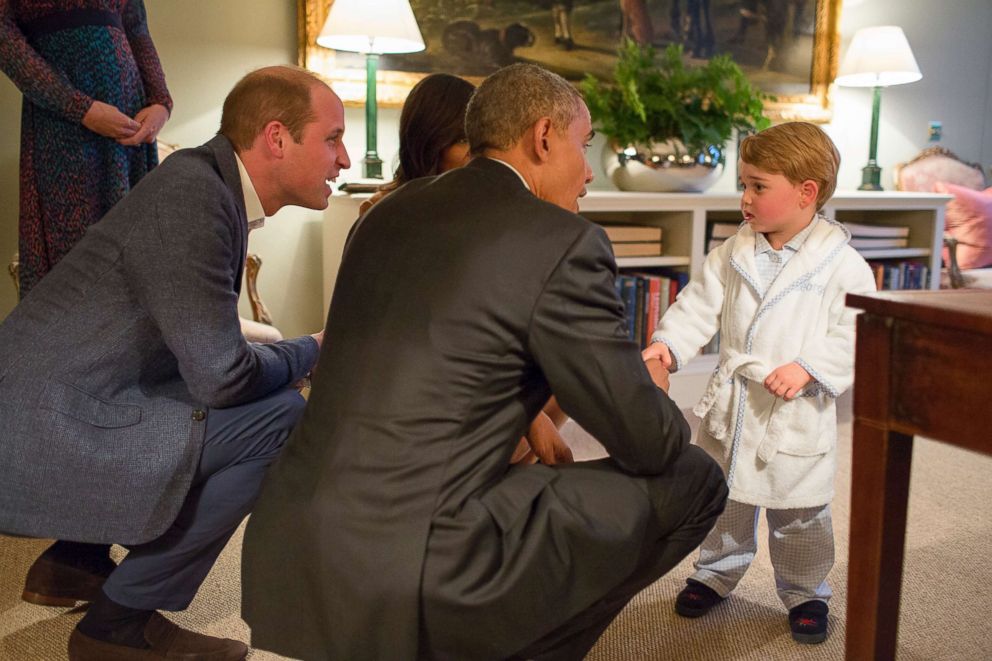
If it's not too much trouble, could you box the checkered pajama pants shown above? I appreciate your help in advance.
[689,499,834,610]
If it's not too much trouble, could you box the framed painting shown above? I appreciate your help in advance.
[299,0,841,121]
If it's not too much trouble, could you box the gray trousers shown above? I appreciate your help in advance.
[102,388,306,611]
[691,498,834,610]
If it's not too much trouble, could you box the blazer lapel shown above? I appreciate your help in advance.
[207,135,248,294]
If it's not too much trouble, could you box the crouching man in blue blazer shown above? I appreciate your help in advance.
[0,65,350,660]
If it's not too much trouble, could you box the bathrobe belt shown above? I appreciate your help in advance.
[692,351,800,463]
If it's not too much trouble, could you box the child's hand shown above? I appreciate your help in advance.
[764,362,812,400]
[644,357,671,393]
[642,341,672,368]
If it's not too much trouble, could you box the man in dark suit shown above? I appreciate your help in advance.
[0,65,350,660]
[242,63,728,661]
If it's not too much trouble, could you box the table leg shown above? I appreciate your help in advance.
[845,422,914,660]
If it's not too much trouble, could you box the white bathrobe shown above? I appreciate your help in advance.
[653,216,876,508]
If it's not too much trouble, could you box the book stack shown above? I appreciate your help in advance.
[707,221,740,252]
[601,224,664,257]
[843,221,910,249]
[865,260,930,290]
[614,269,689,349]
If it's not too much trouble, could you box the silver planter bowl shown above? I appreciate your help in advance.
[603,139,725,193]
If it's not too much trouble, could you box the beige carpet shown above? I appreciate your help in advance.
[3,403,991,660]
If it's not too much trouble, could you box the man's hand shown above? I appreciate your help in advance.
[642,341,672,369]
[118,104,171,146]
[291,330,324,391]
[763,362,812,400]
[510,412,573,465]
[82,100,140,139]
[509,437,538,465]
[644,357,671,393]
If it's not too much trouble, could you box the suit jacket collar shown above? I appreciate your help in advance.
[466,157,531,194]
[205,134,248,294]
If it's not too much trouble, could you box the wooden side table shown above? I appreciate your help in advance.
[845,290,992,660]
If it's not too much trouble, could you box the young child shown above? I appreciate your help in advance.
[644,122,876,644]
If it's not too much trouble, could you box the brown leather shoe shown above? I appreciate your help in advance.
[22,552,115,607]
[68,613,248,660]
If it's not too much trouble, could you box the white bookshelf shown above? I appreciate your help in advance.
[578,189,951,406]
[324,189,951,408]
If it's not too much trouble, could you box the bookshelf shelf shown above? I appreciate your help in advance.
[857,248,932,260]
[576,190,951,287]
[575,189,951,406]
[616,256,691,268]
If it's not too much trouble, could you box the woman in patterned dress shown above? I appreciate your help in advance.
[0,0,172,297]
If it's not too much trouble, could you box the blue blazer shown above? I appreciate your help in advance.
[0,135,318,544]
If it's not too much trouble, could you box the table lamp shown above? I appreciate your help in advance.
[317,0,425,179]
[834,26,922,191]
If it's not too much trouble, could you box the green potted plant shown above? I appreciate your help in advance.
[581,40,772,192]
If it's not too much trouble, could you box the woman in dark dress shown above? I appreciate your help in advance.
[359,72,477,214]
[0,0,172,297]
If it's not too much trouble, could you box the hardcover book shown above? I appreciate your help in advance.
[849,236,910,249]
[842,222,910,238]
[612,241,664,257]
[600,224,663,242]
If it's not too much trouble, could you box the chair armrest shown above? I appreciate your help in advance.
[245,252,274,325]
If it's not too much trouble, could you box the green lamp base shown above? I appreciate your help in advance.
[363,153,383,180]
[858,163,883,191]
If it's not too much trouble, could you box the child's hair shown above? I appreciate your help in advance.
[739,122,840,210]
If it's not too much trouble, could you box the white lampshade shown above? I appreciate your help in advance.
[317,0,425,55]
[835,26,922,88]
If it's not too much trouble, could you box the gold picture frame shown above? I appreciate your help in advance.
[299,0,842,122]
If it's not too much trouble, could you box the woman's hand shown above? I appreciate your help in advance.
[82,100,140,139]
[118,104,171,146]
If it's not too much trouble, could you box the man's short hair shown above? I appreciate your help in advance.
[739,121,841,210]
[220,65,328,151]
[465,63,583,156]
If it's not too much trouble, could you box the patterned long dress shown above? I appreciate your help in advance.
[0,0,172,297]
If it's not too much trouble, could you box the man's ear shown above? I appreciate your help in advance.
[261,120,287,157]
[532,117,554,163]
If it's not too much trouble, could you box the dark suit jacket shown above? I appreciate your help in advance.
[242,158,689,660]
[0,135,318,545]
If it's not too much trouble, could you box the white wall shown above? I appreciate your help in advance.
[2,0,991,333]
[335,1,992,197]
[828,0,992,192]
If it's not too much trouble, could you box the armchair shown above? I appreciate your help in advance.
[894,146,992,288]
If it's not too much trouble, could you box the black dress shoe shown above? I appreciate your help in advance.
[68,613,248,660]
[674,579,725,618]
[789,600,829,644]
[22,544,116,607]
